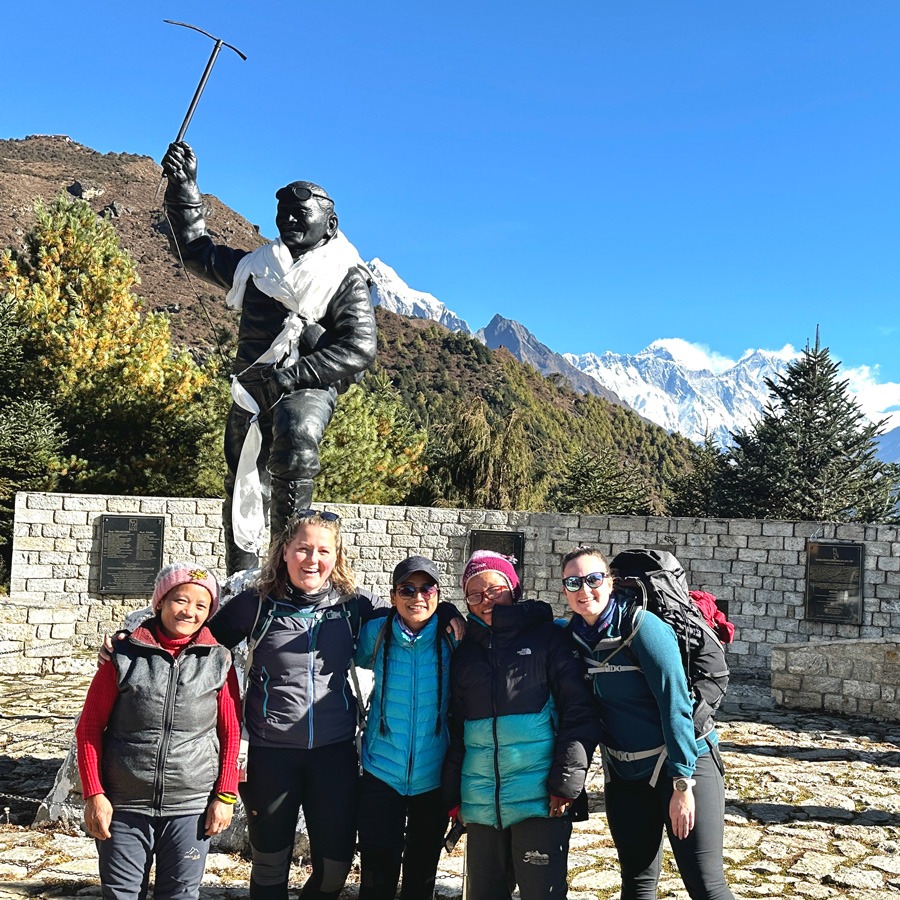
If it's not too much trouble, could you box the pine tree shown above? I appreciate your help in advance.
[668,435,728,517]
[722,335,900,522]
[0,297,64,585]
[0,194,226,497]
[317,373,427,505]
[547,447,651,515]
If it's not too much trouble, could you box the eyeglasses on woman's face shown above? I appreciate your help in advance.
[465,584,510,607]
[561,572,609,593]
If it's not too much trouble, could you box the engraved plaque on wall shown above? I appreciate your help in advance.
[467,530,526,584]
[99,515,165,594]
[805,540,864,625]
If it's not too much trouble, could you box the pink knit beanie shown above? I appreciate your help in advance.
[461,550,522,601]
[152,562,220,617]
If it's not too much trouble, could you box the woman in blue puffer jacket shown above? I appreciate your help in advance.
[355,555,461,900]
[441,551,600,900]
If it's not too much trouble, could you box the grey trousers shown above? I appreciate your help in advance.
[96,810,210,900]
[465,816,572,900]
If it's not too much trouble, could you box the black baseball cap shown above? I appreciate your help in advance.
[391,555,441,587]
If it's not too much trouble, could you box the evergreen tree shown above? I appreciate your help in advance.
[668,435,728,517]
[547,447,651,515]
[0,195,226,497]
[415,400,496,508]
[317,373,427,505]
[722,335,900,522]
[0,297,64,586]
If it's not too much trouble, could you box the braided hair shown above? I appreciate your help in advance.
[377,609,445,736]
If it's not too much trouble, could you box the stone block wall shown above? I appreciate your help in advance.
[7,492,900,676]
[770,639,900,719]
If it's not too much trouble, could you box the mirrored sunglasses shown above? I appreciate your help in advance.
[295,509,340,523]
[395,583,439,600]
[562,572,608,592]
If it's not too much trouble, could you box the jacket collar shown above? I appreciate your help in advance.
[129,616,220,651]
[465,600,552,649]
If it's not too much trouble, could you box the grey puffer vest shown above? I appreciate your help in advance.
[103,621,232,816]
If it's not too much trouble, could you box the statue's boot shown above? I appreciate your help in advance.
[269,477,315,543]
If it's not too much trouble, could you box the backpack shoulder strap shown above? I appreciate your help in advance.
[596,583,648,668]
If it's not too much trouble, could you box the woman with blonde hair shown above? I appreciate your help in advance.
[208,510,388,900]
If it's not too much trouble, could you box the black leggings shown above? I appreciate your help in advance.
[239,741,359,900]
[357,770,448,900]
[604,751,734,900]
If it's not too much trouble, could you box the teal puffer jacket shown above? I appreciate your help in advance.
[357,613,453,796]
[461,701,556,826]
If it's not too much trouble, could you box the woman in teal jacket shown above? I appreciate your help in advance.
[561,545,734,900]
[355,555,460,900]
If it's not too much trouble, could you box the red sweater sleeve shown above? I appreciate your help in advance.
[215,665,242,795]
[75,662,120,799]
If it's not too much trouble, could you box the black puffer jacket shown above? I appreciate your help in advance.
[103,622,231,816]
[441,601,599,828]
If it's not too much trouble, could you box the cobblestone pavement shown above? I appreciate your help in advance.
[1,674,899,899]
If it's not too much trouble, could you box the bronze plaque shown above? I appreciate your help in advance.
[805,540,863,624]
[99,515,165,594]
[468,529,525,583]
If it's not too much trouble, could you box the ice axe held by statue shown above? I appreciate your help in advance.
[154,19,247,199]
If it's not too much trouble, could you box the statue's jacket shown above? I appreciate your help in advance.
[167,205,377,395]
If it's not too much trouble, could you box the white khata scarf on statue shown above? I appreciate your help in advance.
[225,230,366,556]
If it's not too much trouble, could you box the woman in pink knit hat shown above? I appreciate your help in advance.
[76,562,241,900]
[441,550,599,900]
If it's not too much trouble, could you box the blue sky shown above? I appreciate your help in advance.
[5,1,900,423]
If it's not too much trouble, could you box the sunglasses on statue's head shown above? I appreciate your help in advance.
[276,185,333,205]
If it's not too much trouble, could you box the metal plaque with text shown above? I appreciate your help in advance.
[805,540,864,624]
[99,515,165,594]
[467,529,525,584]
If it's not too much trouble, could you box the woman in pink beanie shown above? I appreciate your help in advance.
[77,562,241,900]
[442,550,599,899]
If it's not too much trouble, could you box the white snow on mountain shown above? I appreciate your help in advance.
[367,258,472,334]
[565,340,797,446]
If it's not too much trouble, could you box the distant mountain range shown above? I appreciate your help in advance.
[563,342,790,446]
[368,259,900,461]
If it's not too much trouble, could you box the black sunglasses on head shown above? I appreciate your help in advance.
[276,185,333,204]
[294,509,340,523]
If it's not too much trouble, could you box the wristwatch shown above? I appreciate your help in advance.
[673,777,696,792]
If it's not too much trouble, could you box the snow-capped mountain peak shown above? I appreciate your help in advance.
[367,258,472,334]
[564,344,796,445]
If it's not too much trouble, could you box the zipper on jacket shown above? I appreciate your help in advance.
[261,666,271,718]
[490,633,503,829]
[307,616,320,749]
[406,638,418,793]
[152,654,181,811]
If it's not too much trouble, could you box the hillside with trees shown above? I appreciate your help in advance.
[372,307,696,512]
